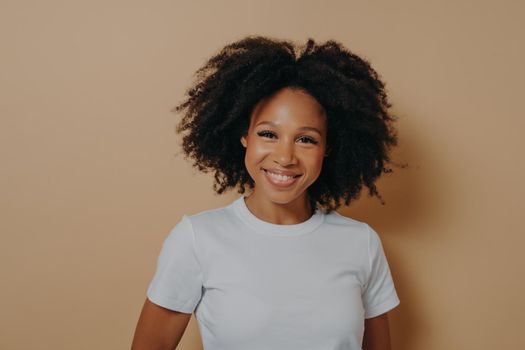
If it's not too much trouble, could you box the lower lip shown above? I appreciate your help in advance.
[262,169,301,188]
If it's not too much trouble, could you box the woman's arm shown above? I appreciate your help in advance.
[131,298,192,350]
[362,312,393,350]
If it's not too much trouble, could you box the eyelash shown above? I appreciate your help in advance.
[256,130,319,144]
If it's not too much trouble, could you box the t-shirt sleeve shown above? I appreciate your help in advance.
[362,224,400,319]
[146,215,204,314]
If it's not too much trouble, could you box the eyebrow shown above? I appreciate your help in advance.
[255,121,323,136]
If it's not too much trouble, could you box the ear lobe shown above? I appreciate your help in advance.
[240,136,247,148]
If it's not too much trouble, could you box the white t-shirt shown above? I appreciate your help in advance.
[147,195,400,350]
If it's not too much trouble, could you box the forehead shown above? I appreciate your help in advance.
[250,87,326,129]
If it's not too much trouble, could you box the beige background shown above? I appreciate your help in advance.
[1,0,524,349]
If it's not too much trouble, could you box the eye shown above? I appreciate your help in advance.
[257,130,276,139]
[297,136,319,144]
[256,130,319,145]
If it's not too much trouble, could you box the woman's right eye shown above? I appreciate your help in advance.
[257,130,276,138]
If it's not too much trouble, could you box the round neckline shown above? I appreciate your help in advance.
[231,195,325,236]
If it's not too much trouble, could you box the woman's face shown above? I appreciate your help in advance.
[240,87,327,206]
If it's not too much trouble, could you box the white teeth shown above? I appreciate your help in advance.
[266,170,294,181]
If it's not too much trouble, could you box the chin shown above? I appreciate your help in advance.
[264,190,305,204]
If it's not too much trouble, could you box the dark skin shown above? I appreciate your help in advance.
[240,87,327,224]
[131,298,191,350]
[363,313,393,350]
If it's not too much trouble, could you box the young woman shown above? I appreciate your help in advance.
[132,35,402,350]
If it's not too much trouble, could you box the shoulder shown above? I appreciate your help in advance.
[316,210,375,251]
[323,210,370,235]
[329,214,389,260]
[183,200,237,230]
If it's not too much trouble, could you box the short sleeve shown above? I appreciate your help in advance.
[146,215,204,314]
[362,224,400,319]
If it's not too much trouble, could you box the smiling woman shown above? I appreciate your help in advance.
[240,87,328,222]
[132,35,403,350]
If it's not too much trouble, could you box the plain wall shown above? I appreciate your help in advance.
[1,0,524,349]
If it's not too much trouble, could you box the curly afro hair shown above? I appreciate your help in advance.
[173,35,404,214]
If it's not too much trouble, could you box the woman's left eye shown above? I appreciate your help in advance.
[298,136,318,144]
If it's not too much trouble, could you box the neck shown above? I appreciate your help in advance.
[244,191,314,225]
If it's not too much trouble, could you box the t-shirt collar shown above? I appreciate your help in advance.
[231,195,325,236]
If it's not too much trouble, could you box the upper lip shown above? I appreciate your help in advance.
[262,168,302,177]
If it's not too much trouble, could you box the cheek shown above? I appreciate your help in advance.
[245,142,271,165]
[305,152,325,176]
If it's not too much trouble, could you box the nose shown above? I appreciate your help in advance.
[273,139,297,166]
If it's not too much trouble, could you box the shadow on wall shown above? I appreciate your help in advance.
[338,107,454,350]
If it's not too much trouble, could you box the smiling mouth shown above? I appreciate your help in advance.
[262,168,302,179]
[261,169,303,189]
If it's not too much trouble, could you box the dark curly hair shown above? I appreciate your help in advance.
[173,35,405,214]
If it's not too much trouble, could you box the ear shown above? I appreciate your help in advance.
[240,135,247,148]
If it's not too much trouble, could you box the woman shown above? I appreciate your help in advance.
[132,35,402,350]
